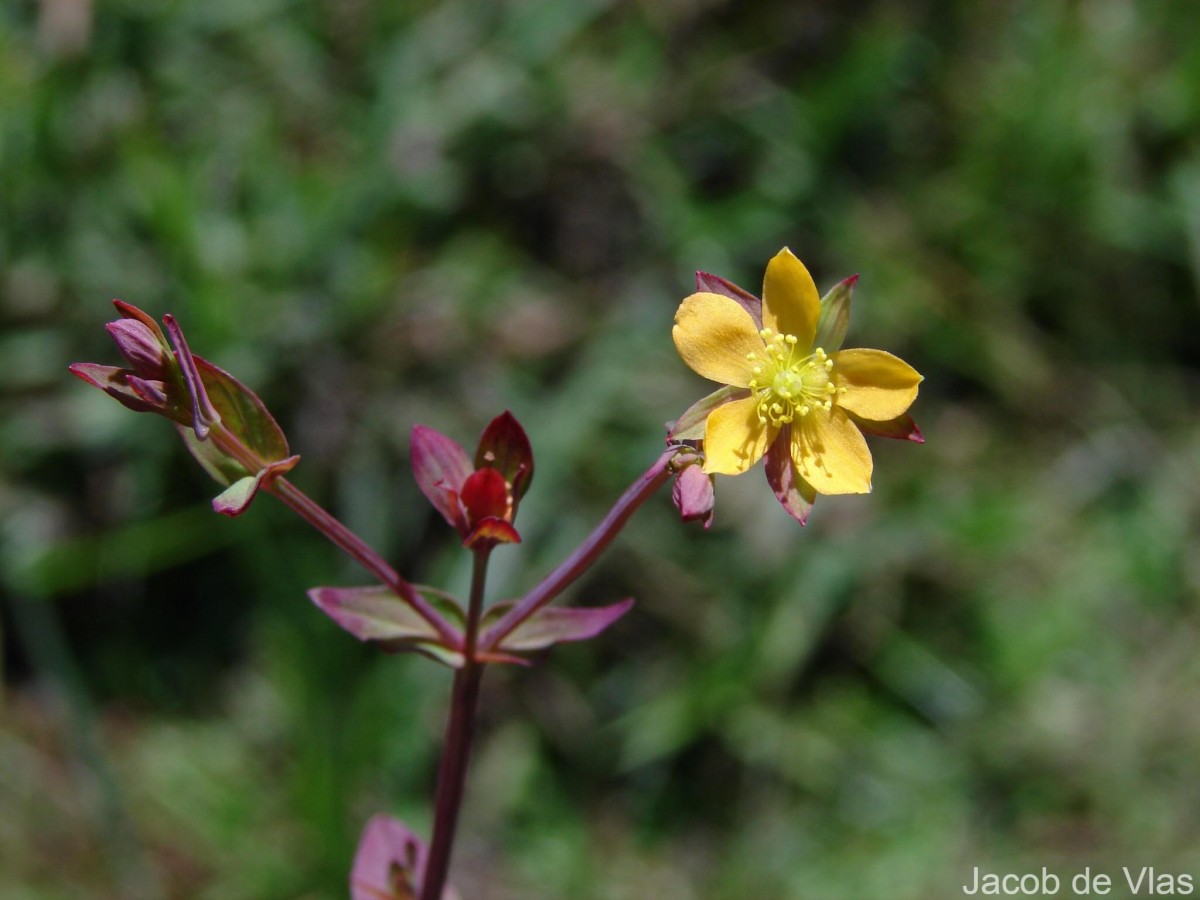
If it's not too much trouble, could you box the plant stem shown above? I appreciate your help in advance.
[420,547,491,900]
[207,424,460,646]
[479,447,682,651]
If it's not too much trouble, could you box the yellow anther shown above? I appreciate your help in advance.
[824,359,833,371]
[746,352,757,361]
[760,328,774,340]
[799,404,810,416]
[751,366,762,375]
[785,334,798,345]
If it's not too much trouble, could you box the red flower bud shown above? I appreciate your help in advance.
[672,462,715,528]
[106,318,172,379]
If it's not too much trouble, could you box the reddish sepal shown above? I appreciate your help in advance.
[474,410,534,509]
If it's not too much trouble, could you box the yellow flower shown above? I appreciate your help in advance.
[671,248,922,520]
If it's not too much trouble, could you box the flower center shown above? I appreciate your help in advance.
[746,329,841,426]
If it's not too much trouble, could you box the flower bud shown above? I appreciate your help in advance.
[106,318,172,379]
[672,462,715,528]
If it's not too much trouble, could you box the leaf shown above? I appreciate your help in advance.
[177,357,291,487]
[667,385,743,441]
[195,357,289,462]
[410,425,473,534]
[308,585,465,667]
[695,271,762,326]
[211,455,300,517]
[69,363,169,417]
[492,599,635,653]
[179,423,248,486]
[764,426,815,525]
[474,411,535,506]
[813,273,857,352]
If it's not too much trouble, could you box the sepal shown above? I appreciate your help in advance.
[667,385,743,442]
[474,410,534,511]
[765,426,816,525]
[695,271,762,326]
[464,517,521,549]
[847,410,924,443]
[813,273,857,352]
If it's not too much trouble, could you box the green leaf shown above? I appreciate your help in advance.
[196,357,289,463]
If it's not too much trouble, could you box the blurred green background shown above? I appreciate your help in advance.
[3,0,1200,897]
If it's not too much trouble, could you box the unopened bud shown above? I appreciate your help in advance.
[107,319,172,379]
[672,463,715,529]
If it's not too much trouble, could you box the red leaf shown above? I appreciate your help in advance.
[411,425,473,535]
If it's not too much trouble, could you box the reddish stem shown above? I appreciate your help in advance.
[207,424,460,647]
[479,447,681,652]
[419,548,490,900]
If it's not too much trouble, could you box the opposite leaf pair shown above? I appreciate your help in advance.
[310,413,632,668]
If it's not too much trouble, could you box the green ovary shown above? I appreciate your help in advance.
[747,330,841,426]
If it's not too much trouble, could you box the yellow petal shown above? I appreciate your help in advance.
[791,408,873,495]
[673,292,765,387]
[832,348,923,421]
[703,396,778,475]
[761,248,819,349]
